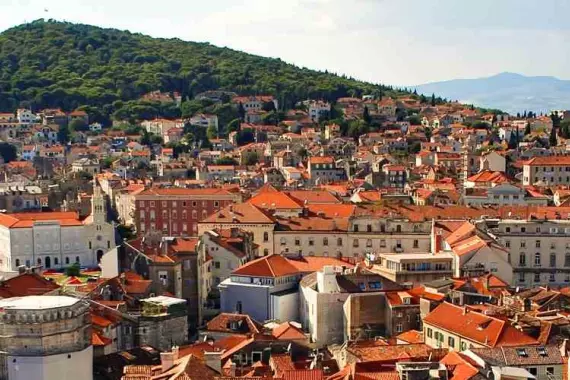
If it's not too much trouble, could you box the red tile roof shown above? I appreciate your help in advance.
[232,254,299,278]
[526,156,570,166]
[272,322,306,340]
[285,257,354,273]
[0,273,59,298]
[423,302,538,347]
[201,203,275,224]
[0,212,83,228]
[395,330,424,344]
[440,351,480,380]
[206,313,262,334]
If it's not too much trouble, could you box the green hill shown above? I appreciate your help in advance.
[0,19,406,124]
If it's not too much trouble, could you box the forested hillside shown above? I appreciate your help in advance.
[0,19,405,124]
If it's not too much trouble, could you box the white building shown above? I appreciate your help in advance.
[16,109,39,125]
[0,295,92,380]
[0,184,116,271]
[307,101,331,122]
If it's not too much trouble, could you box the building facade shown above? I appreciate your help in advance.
[0,296,92,380]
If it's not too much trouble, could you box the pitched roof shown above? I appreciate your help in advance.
[0,212,83,228]
[395,330,424,344]
[272,322,306,340]
[440,351,480,380]
[423,302,538,347]
[206,313,262,334]
[0,273,60,298]
[232,254,299,278]
[249,185,302,210]
[201,203,275,224]
[346,342,447,363]
[285,256,355,273]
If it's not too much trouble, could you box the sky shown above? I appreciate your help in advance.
[1,0,569,86]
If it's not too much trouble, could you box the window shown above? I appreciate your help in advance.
[521,241,526,248]
[263,249,269,256]
[65,257,70,265]
[448,337,455,348]
[519,252,527,266]
[309,238,314,246]
[353,239,359,248]
[506,227,511,233]
[413,240,419,248]
[460,342,467,351]
[337,238,343,246]
[295,238,300,246]
[380,239,386,247]
[354,224,359,232]
[395,324,403,333]
[427,328,433,338]
[521,227,526,233]
[536,240,541,248]
[550,273,556,282]
[535,252,541,266]
[75,256,80,264]
[214,201,219,208]
[565,253,570,267]
[505,240,510,248]
[15,259,20,267]
[263,232,269,242]
[214,261,220,269]
[236,301,242,314]
[366,239,372,248]
[528,368,537,377]
[534,273,540,282]
[546,367,554,376]
[323,237,328,246]
[88,241,92,249]
[37,258,41,265]
[54,258,58,265]
[396,225,402,233]
[367,225,372,232]
[280,237,286,246]
[550,253,556,267]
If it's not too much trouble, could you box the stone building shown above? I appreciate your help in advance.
[0,295,92,380]
[136,296,188,351]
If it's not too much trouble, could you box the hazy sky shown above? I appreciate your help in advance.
[1,0,569,86]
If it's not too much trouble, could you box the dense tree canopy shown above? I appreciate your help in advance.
[0,19,409,122]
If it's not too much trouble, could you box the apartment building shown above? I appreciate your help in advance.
[423,302,537,350]
[486,218,570,287]
[134,187,241,236]
[522,156,570,186]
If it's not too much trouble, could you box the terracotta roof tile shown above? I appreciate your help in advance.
[232,254,299,278]
[423,302,538,347]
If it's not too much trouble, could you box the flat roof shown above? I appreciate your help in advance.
[142,295,186,306]
[379,253,453,262]
[0,296,79,310]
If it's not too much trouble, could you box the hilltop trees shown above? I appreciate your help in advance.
[0,20,409,122]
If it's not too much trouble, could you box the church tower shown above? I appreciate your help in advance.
[92,181,107,225]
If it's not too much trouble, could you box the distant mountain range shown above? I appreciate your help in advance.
[413,72,570,114]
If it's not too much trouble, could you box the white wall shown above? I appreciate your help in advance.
[271,291,299,322]
[8,345,93,380]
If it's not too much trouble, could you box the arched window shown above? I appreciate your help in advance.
[65,257,70,265]
[45,256,51,269]
[535,253,541,266]
[75,256,80,264]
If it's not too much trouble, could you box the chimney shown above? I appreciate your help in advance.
[204,350,224,373]
[160,346,179,373]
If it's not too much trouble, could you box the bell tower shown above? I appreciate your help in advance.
[92,181,106,225]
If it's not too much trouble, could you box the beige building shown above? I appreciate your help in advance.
[423,302,537,351]
[486,218,570,287]
[522,156,570,186]
[198,202,276,257]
